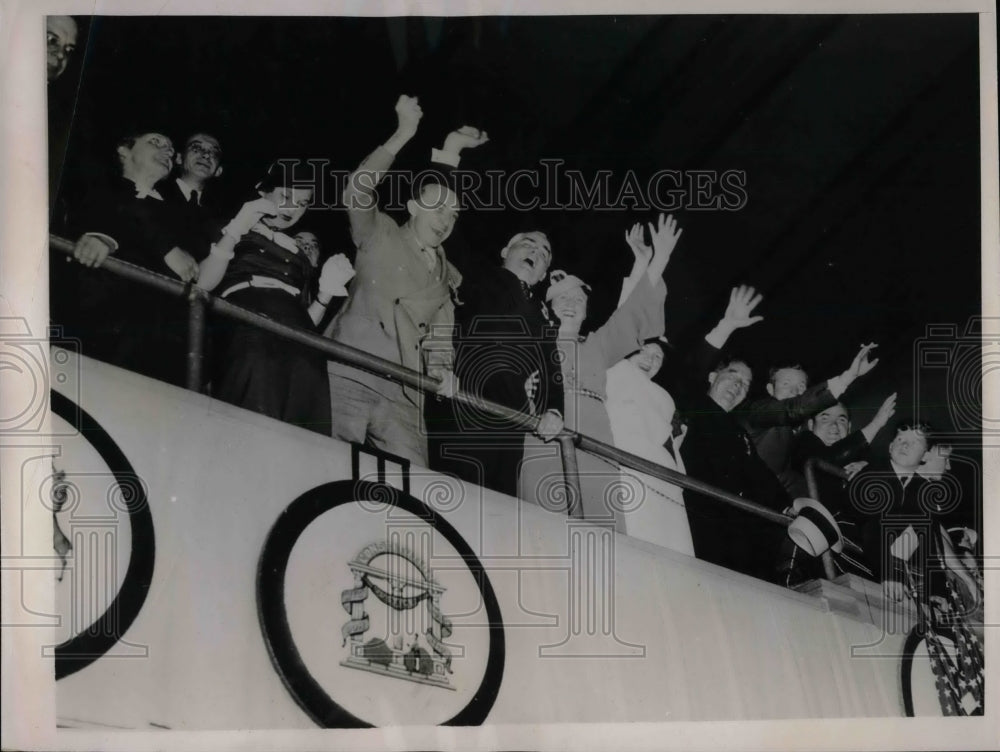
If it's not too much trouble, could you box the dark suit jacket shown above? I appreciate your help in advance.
[454,268,563,421]
[788,429,870,507]
[428,268,563,496]
[663,340,791,580]
[740,382,838,492]
[60,177,191,385]
[849,459,943,583]
[155,177,225,261]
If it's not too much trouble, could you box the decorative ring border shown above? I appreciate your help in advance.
[899,625,957,717]
[50,389,156,680]
[256,479,505,727]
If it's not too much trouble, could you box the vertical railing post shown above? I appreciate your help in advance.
[186,286,207,393]
[558,434,584,519]
[804,459,841,581]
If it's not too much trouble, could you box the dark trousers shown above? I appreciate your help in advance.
[686,494,784,582]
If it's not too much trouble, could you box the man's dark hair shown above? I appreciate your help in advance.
[711,354,751,376]
[116,134,139,152]
[255,158,321,194]
[894,420,937,450]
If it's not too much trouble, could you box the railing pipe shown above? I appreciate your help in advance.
[803,457,865,562]
[558,435,584,519]
[186,287,208,393]
[51,233,795,530]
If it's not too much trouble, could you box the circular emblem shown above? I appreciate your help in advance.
[50,390,156,680]
[257,480,505,727]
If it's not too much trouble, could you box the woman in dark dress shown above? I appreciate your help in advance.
[198,162,354,435]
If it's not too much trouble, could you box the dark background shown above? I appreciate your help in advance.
[48,14,983,525]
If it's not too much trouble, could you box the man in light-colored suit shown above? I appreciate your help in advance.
[324,95,486,465]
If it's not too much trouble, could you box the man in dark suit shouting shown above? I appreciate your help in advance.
[432,231,565,497]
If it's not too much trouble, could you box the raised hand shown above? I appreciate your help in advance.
[722,284,764,330]
[395,95,423,139]
[874,392,896,426]
[318,253,356,299]
[845,343,879,382]
[646,213,683,283]
[648,213,682,262]
[861,392,897,445]
[225,197,280,239]
[624,223,652,266]
[443,125,489,155]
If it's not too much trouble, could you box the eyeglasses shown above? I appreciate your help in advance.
[47,32,76,54]
[186,142,222,159]
[897,423,932,435]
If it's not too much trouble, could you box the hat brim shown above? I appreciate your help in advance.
[788,497,843,556]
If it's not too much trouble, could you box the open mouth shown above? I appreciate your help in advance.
[524,257,535,268]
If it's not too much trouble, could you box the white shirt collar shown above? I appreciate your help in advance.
[889,459,916,484]
[134,186,163,200]
[175,177,202,205]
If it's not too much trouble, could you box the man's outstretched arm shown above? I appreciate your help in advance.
[342,94,423,246]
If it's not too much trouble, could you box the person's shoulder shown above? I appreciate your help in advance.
[850,457,892,481]
[791,430,823,451]
[155,178,184,203]
[744,394,779,410]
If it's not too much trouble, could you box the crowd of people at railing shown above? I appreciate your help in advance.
[47,17,981,616]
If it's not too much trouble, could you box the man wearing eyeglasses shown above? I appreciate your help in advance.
[157,133,226,261]
[46,15,78,84]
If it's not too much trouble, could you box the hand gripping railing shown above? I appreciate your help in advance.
[49,234,794,532]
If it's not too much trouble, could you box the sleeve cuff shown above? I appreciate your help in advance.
[431,148,461,168]
[827,374,847,399]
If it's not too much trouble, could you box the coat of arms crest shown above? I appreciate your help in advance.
[340,540,455,690]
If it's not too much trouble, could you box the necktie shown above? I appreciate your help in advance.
[188,191,199,206]
[419,246,437,272]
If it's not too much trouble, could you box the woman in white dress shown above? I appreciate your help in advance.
[518,215,682,533]
[605,219,694,555]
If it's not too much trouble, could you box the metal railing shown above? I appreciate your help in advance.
[50,233,795,531]
[803,457,866,579]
